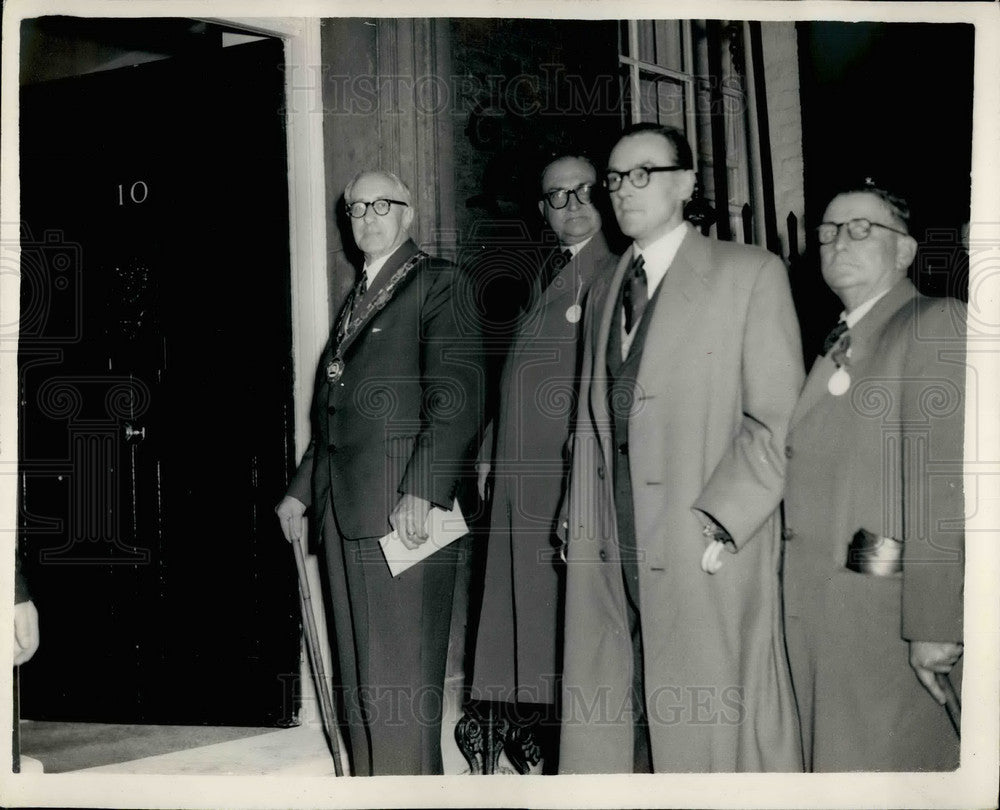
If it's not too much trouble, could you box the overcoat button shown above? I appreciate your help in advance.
[597,466,605,479]
[782,526,795,541]
[784,445,793,459]
[599,549,607,561]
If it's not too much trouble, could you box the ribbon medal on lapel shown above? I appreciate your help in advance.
[326,357,345,383]
[827,365,850,396]
[827,337,852,396]
[565,304,582,323]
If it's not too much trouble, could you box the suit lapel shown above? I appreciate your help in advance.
[337,239,423,356]
[590,247,630,442]
[635,227,708,384]
[540,232,611,310]
[790,353,837,428]
[790,278,918,429]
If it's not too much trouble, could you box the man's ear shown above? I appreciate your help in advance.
[896,234,918,270]
[402,205,415,230]
[680,169,697,202]
[538,199,546,219]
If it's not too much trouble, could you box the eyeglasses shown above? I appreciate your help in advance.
[817,218,908,245]
[603,166,685,192]
[345,198,408,219]
[541,183,595,209]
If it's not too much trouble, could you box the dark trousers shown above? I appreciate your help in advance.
[320,502,458,776]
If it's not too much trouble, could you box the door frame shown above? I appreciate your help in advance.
[0,14,333,734]
[206,16,335,730]
[207,16,330,458]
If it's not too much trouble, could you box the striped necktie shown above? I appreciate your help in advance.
[622,254,647,334]
[821,320,848,355]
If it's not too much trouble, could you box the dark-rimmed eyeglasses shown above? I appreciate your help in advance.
[816,218,908,245]
[603,166,685,192]
[345,199,408,219]
[541,183,595,209]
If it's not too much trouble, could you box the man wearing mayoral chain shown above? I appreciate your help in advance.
[276,169,483,775]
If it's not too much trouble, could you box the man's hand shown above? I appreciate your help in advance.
[14,600,39,666]
[476,462,491,501]
[390,493,432,550]
[701,540,728,574]
[909,640,963,704]
[275,495,307,543]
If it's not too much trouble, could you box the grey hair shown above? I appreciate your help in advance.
[344,169,413,205]
[838,179,911,232]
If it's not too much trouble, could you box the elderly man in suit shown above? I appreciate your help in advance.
[275,169,483,776]
[470,153,617,770]
[782,184,965,771]
[559,123,804,773]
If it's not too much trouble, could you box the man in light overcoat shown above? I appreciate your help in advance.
[559,123,804,773]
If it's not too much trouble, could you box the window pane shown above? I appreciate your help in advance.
[635,19,684,71]
[635,21,656,64]
[638,72,686,128]
[653,20,684,71]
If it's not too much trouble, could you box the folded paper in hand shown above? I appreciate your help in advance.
[378,499,468,577]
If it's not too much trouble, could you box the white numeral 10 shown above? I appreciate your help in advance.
[118,181,149,206]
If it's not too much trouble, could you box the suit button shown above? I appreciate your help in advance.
[784,445,793,459]
[597,466,605,479]
[327,443,336,453]
[618,442,628,456]
[599,549,607,561]
[327,404,336,414]
[782,526,795,541]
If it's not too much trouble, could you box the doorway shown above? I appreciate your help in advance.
[18,30,301,726]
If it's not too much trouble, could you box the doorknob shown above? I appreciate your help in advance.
[124,423,146,442]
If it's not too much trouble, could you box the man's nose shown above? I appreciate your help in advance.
[362,206,378,223]
[833,224,851,249]
[567,192,582,210]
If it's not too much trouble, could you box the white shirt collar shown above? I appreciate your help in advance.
[362,246,401,286]
[632,221,689,295]
[843,288,892,329]
[563,234,594,259]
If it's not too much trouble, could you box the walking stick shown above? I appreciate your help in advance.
[936,673,962,738]
[291,533,345,776]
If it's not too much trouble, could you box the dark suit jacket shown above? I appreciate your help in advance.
[288,239,483,540]
[783,278,965,770]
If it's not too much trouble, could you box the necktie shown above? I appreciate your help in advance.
[821,319,848,355]
[622,255,647,334]
[344,272,368,330]
[541,248,572,290]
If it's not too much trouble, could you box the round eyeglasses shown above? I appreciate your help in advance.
[542,183,595,209]
[816,218,908,245]
[345,198,409,219]
[603,166,685,192]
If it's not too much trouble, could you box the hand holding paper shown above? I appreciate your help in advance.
[379,499,468,577]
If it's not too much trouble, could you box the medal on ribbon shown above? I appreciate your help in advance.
[827,338,852,396]
[827,366,851,396]
[565,304,582,323]
[326,357,345,383]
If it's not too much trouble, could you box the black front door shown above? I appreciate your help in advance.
[18,37,301,726]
